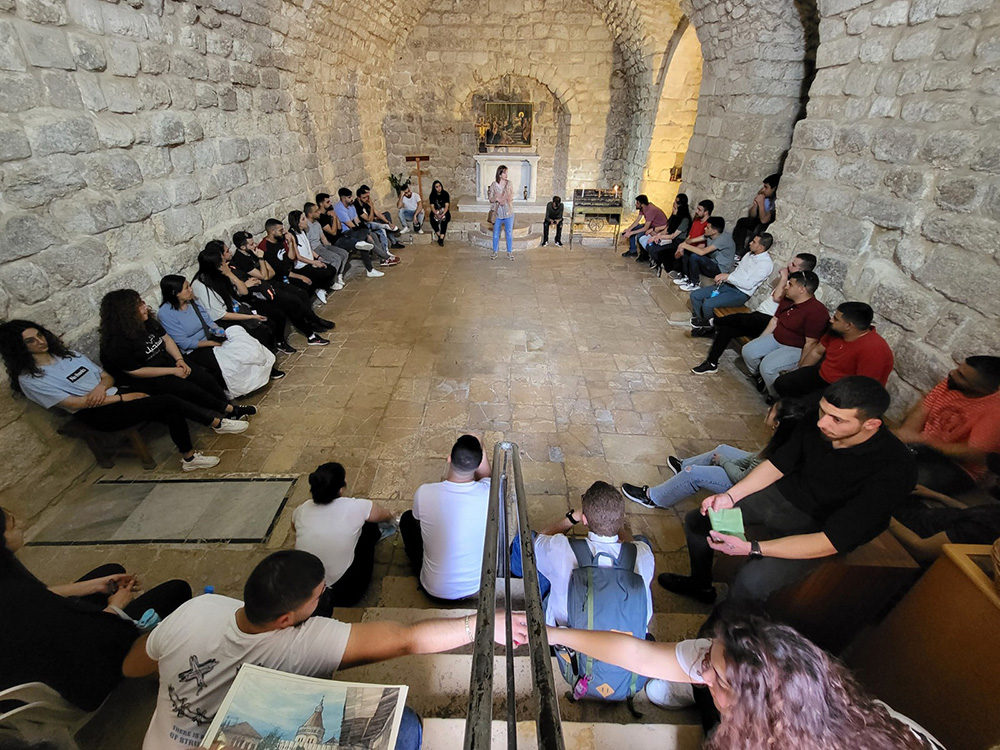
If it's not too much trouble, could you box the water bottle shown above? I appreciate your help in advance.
[203,585,215,595]
[710,283,722,298]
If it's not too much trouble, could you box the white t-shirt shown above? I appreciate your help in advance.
[533,532,655,628]
[191,279,229,323]
[413,479,491,600]
[400,192,420,212]
[142,595,351,750]
[293,497,374,586]
[292,231,316,269]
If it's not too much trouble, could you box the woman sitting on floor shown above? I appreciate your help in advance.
[0,506,192,711]
[621,397,808,509]
[99,289,256,422]
[0,320,235,472]
[292,462,395,615]
[158,275,280,395]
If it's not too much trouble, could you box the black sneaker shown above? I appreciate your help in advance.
[315,319,336,330]
[752,374,768,394]
[691,316,711,328]
[635,253,649,263]
[622,250,637,257]
[230,404,258,419]
[307,334,329,346]
[276,341,297,354]
[621,483,656,508]
[691,360,719,375]
[657,573,717,604]
[391,242,406,250]
[690,326,714,338]
[666,456,682,475]
[554,241,562,247]
[540,241,548,247]
[269,368,286,380]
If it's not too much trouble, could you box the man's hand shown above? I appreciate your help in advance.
[708,532,751,557]
[713,273,729,283]
[107,576,139,609]
[252,314,268,322]
[84,384,108,407]
[246,277,261,287]
[700,492,734,515]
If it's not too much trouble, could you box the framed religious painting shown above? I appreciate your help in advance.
[482,102,533,148]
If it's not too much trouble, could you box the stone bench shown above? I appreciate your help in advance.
[57,419,157,470]
[714,530,920,654]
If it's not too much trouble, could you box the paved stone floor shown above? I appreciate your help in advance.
[20,239,773,608]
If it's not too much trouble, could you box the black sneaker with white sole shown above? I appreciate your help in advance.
[691,360,718,375]
[307,334,329,346]
[269,368,286,380]
[666,455,683,475]
[621,483,656,508]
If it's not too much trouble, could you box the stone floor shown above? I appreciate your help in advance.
[21,238,773,600]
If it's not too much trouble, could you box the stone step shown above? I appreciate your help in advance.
[422,718,703,750]
[468,231,544,252]
[336,652,703,725]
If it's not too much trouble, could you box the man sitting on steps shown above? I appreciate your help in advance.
[660,376,916,607]
[620,194,669,260]
[675,216,736,293]
[400,435,492,601]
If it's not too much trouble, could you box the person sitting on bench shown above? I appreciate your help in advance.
[646,193,691,276]
[659,377,916,606]
[687,230,773,332]
[0,320,233,472]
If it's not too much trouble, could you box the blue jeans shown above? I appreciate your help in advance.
[690,283,749,320]
[682,252,720,282]
[493,216,514,254]
[395,706,423,750]
[400,208,424,229]
[627,225,646,253]
[648,445,752,508]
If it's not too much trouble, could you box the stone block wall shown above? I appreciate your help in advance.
[382,0,630,199]
[776,0,1000,411]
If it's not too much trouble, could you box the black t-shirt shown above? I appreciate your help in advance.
[430,190,451,215]
[101,320,173,376]
[0,572,138,711]
[353,199,374,223]
[262,239,293,278]
[769,421,917,553]
[228,249,260,280]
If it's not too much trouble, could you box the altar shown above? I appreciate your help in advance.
[474,153,540,202]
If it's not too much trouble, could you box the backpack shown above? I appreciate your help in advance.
[554,538,650,707]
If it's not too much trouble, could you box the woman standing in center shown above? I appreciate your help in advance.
[489,165,515,261]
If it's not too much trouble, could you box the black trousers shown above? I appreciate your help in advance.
[706,312,772,364]
[909,445,977,495]
[185,347,228,392]
[683,485,823,605]
[240,295,289,346]
[649,237,684,271]
[542,220,562,244]
[773,363,828,400]
[430,213,450,237]
[272,284,322,335]
[336,228,374,271]
[118,364,230,417]
[314,522,381,616]
[733,216,769,257]
[399,510,423,572]
[75,563,192,621]
[74,393,212,454]
[295,265,336,291]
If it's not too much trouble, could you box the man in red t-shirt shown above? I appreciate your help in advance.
[774,302,893,400]
[893,356,1000,492]
[621,194,669,258]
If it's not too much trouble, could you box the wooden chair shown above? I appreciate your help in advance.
[56,420,157,470]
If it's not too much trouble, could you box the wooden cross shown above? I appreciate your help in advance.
[405,154,430,203]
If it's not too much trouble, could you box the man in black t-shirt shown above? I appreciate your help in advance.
[660,376,917,606]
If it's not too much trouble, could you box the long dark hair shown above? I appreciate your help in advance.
[99,289,153,365]
[667,193,691,234]
[0,320,75,394]
[494,165,507,183]
[432,180,444,194]
[287,210,306,241]
[0,507,39,582]
[759,397,810,460]
[195,243,236,311]
[308,462,347,505]
[159,275,187,310]
[707,615,929,750]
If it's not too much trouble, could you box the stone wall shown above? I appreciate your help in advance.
[776,0,1000,412]
[382,0,630,199]
[678,0,818,220]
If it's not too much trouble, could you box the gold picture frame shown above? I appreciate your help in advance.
[478,102,533,148]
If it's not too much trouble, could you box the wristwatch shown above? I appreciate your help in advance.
[749,540,763,558]
[565,509,579,525]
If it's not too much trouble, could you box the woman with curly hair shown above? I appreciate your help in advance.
[0,320,236,471]
[99,289,256,420]
[0,506,190,710]
[519,612,943,750]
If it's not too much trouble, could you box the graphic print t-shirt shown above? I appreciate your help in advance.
[143,595,351,750]
[18,353,116,413]
[102,321,173,377]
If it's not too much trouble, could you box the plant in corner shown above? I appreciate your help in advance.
[388,172,408,196]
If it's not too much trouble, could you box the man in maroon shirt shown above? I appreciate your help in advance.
[621,194,668,259]
[774,301,894,400]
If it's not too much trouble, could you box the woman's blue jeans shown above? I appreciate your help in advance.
[493,216,514,254]
[648,444,752,508]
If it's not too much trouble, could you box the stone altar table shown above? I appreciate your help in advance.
[474,153,540,202]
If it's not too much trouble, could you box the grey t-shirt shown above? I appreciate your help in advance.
[708,231,737,272]
[305,218,325,249]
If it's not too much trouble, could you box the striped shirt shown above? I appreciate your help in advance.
[921,379,1000,479]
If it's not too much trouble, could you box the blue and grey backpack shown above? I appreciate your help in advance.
[554,538,650,708]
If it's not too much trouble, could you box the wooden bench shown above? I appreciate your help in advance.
[714,530,920,654]
[57,420,157,470]
[711,305,753,346]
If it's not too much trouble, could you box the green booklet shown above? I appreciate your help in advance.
[708,508,746,541]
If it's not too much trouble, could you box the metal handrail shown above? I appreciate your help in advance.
[464,442,565,750]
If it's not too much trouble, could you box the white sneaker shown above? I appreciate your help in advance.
[645,679,695,709]
[315,289,328,304]
[416,228,424,234]
[332,281,344,291]
[367,268,385,277]
[213,418,249,434]
[672,277,689,286]
[680,281,699,291]
[355,240,374,251]
[182,452,221,471]
[337,274,345,286]
[398,226,410,235]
